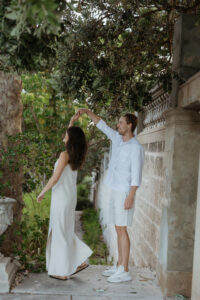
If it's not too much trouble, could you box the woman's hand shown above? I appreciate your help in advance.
[68,112,81,127]
[37,192,45,203]
[72,112,80,122]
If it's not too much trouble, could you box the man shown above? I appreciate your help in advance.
[76,109,144,283]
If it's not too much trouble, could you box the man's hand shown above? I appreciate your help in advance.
[124,194,134,210]
[76,108,100,124]
[124,186,137,210]
[76,108,88,116]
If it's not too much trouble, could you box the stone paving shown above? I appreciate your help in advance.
[0,265,167,300]
[0,212,172,300]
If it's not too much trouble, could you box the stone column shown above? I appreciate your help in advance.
[157,108,200,298]
[0,197,19,293]
[191,153,200,300]
[171,14,200,107]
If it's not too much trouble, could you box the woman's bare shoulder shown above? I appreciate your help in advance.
[59,151,69,162]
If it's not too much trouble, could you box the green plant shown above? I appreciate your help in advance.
[82,208,110,265]
[13,213,49,272]
[76,176,93,210]
[12,190,51,272]
[23,189,51,219]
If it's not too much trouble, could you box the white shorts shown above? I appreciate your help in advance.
[107,187,135,227]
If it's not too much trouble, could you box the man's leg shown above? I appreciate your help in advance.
[115,225,122,266]
[115,226,130,272]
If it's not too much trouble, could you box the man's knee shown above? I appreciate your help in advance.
[115,225,127,235]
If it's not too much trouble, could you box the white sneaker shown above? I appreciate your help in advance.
[107,265,132,283]
[102,265,118,277]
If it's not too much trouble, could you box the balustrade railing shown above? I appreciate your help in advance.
[0,197,18,293]
[142,85,171,131]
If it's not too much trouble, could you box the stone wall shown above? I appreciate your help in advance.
[129,128,166,268]
[157,108,200,297]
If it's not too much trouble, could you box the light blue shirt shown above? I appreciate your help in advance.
[96,119,144,192]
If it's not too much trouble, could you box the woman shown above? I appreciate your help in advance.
[37,115,92,280]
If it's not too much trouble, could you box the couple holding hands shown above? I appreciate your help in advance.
[37,108,144,283]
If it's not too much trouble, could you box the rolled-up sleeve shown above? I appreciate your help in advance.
[96,119,118,142]
[131,145,144,187]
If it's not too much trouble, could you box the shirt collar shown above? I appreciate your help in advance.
[121,136,135,143]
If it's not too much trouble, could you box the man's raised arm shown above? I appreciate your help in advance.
[76,109,117,141]
[76,109,101,124]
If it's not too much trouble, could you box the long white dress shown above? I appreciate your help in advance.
[46,160,93,276]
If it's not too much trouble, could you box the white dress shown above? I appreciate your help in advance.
[46,160,93,276]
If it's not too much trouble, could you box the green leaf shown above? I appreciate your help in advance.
[98,86,106,92]
[99,38,104,45]
[5,12,18,20]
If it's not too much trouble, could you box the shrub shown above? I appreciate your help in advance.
[82,208,110,265]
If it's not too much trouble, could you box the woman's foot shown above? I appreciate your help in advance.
[71,262,89,275]
[49,275,68,280]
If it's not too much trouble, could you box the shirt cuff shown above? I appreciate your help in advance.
[96,119,105,130]
[131,181,140,187]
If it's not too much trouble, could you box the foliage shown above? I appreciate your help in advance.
[0,70,109,196]
[12,191,51,272]
[1,0,200,107]
[20,71,110,190]
[4,0,61,38]
[0,71,74,194]
[0,0,69,71]
[21,72,110,189]
[13,214,49,272]
[57,0,200,112]
[23,189,51,218]
[82,208,110,265]
[76,176,93,210]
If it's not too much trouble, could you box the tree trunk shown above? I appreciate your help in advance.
[0,72,23,256]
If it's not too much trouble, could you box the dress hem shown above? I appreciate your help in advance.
[47,249,93,277]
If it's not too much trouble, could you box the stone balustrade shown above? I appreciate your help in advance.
[0,197,16,235]
[0,197,19,293]
[142,85,171,131]
[178,71,200,110]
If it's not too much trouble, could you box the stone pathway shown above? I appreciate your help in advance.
[0,212,172,300]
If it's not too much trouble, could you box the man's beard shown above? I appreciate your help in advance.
[118,129,126,136]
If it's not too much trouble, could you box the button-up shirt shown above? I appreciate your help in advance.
[96,119,144,192]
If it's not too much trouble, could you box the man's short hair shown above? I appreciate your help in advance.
[123,113,137,133]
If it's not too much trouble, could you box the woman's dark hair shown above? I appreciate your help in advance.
[65,126,88,171]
